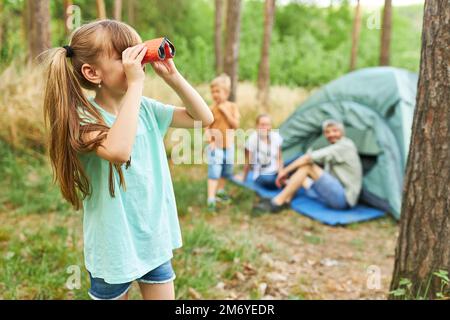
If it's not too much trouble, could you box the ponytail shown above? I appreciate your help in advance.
[42,47,128,210]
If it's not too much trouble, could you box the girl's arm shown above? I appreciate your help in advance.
[151,59,213,128]
[82,44,148,164]
[277,146,284,171]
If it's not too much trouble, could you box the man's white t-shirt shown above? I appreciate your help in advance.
[245,131,283,180]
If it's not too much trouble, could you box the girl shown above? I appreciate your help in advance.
[41,20,213,300]
[238,114,284,189]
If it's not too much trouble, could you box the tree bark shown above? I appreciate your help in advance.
[380,0,392,66]
[214,0,225,75]
[27,0,51,63]
[390,0,450,299]
[349,0,361,71]
[114,0,122,21]
[223,0,242,102]
[96,0,107,20]
[257,0,276,111]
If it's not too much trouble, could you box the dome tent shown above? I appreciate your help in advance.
[279,67,418,219]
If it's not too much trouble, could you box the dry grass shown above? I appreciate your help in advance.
[0,62,47,152]
[145,77,311,128]
[0,62,312,152]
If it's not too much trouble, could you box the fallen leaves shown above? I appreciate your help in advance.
[188,287,202,300]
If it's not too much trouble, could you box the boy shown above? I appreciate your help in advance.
[205,74,240,211]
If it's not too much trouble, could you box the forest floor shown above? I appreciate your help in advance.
[0,163,398,300]
[0,76,398,299]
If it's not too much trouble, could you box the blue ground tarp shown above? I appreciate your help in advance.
[231,171,385,226]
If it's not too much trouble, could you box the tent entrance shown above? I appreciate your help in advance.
[307,126,381,175]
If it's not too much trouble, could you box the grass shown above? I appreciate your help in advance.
[0,216,88,299]
[0,140,71,215]
[0,141,401,299]
[0,144,269,299]
[0,65,400,300]
[303,234,324,245]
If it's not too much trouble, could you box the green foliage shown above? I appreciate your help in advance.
[0,223,88,299]
[0,141,71,214]
[1,1,423,85]
[390,271,450,300]
[0,144,263,299]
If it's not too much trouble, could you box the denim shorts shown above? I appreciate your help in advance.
[87,260,176,300]
[305,172,348,209]
[255,173,278,189]
[207,146,234,180]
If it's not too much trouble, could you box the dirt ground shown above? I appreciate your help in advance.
[203,205,398,300]
[0,202,398,300]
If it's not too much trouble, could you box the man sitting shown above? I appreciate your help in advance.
[268,120,363,213]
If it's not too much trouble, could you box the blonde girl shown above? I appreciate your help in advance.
[42,20,213,300]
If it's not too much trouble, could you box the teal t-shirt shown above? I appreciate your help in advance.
[77,96,182,284]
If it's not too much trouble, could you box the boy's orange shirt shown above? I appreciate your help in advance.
[208,101,240,149]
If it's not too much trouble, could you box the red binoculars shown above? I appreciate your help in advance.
[142,37,176,64]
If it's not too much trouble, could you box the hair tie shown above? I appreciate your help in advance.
[63,45,74,58]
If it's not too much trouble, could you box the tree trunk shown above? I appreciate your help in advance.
[223,0,242,102]
[63,0,73,36]
[114,0,122,21]
[349,0,361,71]
[27,0,51,63]
[96,0,107,20]
[390,0,450,300]
[127,0,135,25]
[257,0,276,111]
[379,0,392,66]
[214,0,225,75]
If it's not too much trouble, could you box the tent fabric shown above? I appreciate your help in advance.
[279,67,418,219]
[230,172,385,226]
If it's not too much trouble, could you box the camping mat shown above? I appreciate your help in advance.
[230,171,385,226]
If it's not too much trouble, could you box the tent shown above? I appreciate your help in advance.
[279,67,418,220]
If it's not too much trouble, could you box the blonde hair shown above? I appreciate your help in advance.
[40,20,142,210]
[256,113,271,124]
[210,73,231,93]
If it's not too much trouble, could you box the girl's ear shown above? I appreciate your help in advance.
[81,63,102,86]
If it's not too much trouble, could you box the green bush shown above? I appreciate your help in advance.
[0,0,423,86]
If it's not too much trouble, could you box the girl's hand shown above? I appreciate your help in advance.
[150,58,179,81]
[275,169,288,188]
[122,44,148,85]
